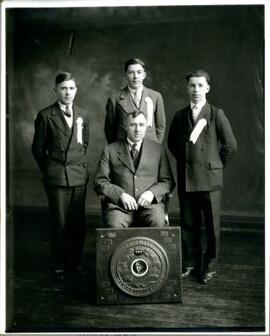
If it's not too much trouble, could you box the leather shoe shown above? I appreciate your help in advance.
[200,271,216,284]
[182,267,197,279]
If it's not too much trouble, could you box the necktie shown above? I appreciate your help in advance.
[64,105,71,117]
[134,91,140,109]
[130,143,138,160]
[192,105,199,121]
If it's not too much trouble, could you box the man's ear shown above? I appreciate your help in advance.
[206,84,210,93]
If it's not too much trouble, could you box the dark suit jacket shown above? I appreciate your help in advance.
[32,102,90,186]
[168,102,237,192]
[105,86,166,144]
[93,139,175,210]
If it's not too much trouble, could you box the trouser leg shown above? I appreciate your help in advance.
[66,185,87,271]
[104,207,134,228]
[44,184,71,271]
[179,192,203,271]
[201,190,221,273]
[136,204,166,227]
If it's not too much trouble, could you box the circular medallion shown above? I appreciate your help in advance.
[110,236,169,297]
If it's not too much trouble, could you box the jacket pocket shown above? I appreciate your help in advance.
[208,160,223,169]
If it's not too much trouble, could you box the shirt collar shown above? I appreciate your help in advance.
[190,99,206,111]
[58,100,73,112]
[127,138,143,151]
[128,85,144,97]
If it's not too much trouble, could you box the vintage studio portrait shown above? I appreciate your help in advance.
[1,2,267,335]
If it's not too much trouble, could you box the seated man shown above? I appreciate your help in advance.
[94,111,175,228]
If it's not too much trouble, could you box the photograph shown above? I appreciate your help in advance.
[0,0,268,335]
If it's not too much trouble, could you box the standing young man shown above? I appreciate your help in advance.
[168,70,237,284]
[32,72,90,280]
[105,58,166,144]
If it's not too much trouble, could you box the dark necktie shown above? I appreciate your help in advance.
[133,91,140,109]
[64,105,71,117]
[130,143,138,160]
[192,105,199,121]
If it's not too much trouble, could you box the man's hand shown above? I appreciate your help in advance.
[120,192,138,211]
[137,191,154,207]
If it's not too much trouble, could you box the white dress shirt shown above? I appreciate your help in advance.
[128,85,144,108]
[126,138,143,153]
[190,100,206,121]
[58,101,73,128]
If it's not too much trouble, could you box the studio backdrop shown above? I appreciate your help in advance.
[6,5,264,221]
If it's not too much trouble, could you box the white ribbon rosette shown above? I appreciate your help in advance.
[189,118,207,144]
[76,117,83,144]
[145,97,154,127]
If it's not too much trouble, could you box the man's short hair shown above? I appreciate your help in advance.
[129,110,147,120]
[124,58,146,72]
[185,70,211,85]
[125,111,147,129]
[55,72,76,85]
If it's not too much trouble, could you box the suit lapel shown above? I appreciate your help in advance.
[187,106,194,132]
[139,87,149,114]
[117,141,135,173]
[135,140,149,172]
[196,102,211,126]
[118,87,136,113]
[49,102,72,137]
[189,102,211,133]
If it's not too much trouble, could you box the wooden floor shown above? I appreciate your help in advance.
[6,208,265,333]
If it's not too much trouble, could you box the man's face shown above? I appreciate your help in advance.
[126,64,146,90]
[135,262,143,273]
[126,113,147,143]
[54,79,77,105]
[187,76,210,104]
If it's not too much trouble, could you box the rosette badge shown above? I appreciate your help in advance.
[76,117,84,144]
[145,97,154,127]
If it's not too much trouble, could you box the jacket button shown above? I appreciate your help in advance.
[134,175,137,179]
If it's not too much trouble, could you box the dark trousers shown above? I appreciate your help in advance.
[179,190,221,273]
[44,183,87,272]
[104,203,166,228]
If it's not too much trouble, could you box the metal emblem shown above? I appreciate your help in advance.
[110,236,169,297]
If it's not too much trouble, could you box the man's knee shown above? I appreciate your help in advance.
[140,205,166,227]
[147,215,166,227]
[104,209,131,228]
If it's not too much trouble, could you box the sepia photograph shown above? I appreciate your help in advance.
[0,0,268,334]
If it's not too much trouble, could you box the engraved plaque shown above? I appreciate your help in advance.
[110,237,169,297]
[96,227,182,304]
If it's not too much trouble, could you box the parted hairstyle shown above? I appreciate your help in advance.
[185,70,211,85]
[124,58,146,72]
[55,72,77,85]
